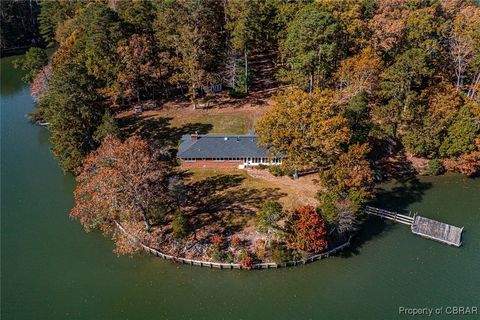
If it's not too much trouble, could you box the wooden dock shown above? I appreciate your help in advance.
[411,216,463,247]
[364,206,463,247]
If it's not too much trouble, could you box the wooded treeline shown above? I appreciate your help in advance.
[19,0,478,173]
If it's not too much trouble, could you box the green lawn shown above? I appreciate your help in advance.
[170,113,255,135]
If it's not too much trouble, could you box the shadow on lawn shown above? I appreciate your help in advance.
[340,176,433,258]
[185,174,286,236]
[119,115,212,149]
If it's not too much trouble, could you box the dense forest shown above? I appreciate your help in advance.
[12,0,480,263]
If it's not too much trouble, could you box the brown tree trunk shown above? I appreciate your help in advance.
[244,49,248,94]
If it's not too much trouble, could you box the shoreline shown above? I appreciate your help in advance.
[115,221,352,270]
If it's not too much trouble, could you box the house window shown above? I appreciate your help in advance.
[185,157,196,162]
[214,158,225,162]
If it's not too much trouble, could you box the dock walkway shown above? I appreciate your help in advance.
[364,206,463,247]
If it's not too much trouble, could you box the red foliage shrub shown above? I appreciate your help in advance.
[231,235,241,248]
[211,234,224,248]
[239,254,254,270]
[286,206,328,253]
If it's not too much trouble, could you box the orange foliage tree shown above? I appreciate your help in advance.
[335,47,383,102]
[368,0,409,54]
[71,135,174,251]
[319,143,374,224]
[286,206,328,253]
[116,34,160,104]
[256,89,351,170]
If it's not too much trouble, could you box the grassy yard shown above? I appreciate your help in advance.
[186,167,318,210]
[169,112,255,135]
[178,167,319,259]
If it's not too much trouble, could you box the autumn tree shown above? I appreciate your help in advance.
[116,34,159,104]
[378,48,432,136]
[156,0,224,108]
[51,2,127,89]
[71,135,174,238]
[335,47,383,102]
[279,3,344,91]
[318,143,374,225]
[285,206,328,253]
[256,89,350,171]
[404,2,444,53]
[455,139,480,176]
[449,5,480,99]
[401,83,462,157]
[30,65,52,102]
[368,0,409,55]
[440,105,480,157]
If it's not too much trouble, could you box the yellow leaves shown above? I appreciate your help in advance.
[466,101,480,120]
[335,47,383,102]
[65,30,78,48]
[256,89,351,168]
[369,0,409,52]
[335,143,373,189]
[453,5,480,41]
[426,82,462,126]
[320,0,367,45]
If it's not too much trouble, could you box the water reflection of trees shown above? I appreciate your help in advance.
[342,177,432,258]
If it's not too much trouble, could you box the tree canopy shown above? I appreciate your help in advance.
[71,135,174,252]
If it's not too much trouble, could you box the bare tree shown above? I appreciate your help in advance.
[450,34,473,91]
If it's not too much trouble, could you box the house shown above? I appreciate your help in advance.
[177,133,282,169]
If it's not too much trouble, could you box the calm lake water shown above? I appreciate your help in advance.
[1,55,479,320]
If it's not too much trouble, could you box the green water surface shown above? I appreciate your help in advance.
[1,55,479,320]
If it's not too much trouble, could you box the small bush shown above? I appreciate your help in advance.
[229,89,247,99]
[225,253,234,263]
[428,158,445,176]
[256,164,268,170]
[256,200,284,232]
[209,245,227,262]
[282,166,295,178]
[211,234,224,248]
[172,209,189,239]
[255,239,266,259]
[230,235,241,248]
[268,164,295,177]
[238,250,254,269]
[270,241,293,264]
[268,165,284,176]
